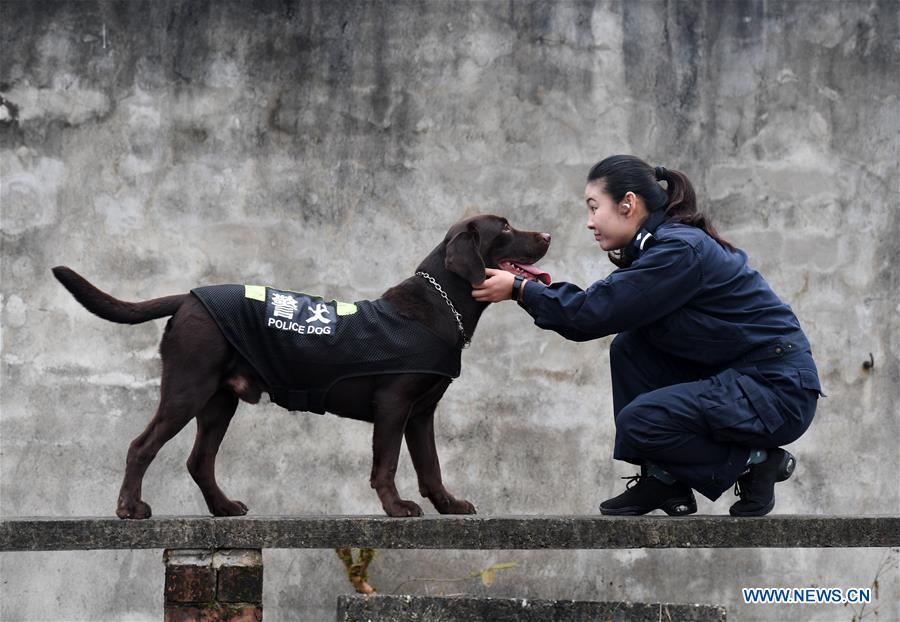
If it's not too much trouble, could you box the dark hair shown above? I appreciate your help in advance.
[587,155,733,267]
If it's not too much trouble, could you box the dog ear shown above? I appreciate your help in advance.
[445,228,486,285]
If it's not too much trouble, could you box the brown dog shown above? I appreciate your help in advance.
[53,215,550,519]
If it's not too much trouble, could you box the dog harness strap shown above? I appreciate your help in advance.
[271,389,322,415]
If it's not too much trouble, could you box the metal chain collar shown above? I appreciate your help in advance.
[415,271,470,349]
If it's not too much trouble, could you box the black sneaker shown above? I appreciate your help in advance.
[599,468,697,516]
[729,448,796,517]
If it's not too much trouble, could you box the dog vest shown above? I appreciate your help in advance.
[191,284,462,414]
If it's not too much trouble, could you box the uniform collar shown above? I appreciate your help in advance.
[623,210,667,262]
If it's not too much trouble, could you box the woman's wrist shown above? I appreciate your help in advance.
[511,275,524,301]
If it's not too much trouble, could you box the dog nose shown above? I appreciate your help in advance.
[540,233,551,243]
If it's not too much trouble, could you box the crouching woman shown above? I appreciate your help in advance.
[473,155,822,516]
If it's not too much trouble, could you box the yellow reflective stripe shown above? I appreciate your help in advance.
[245,284,356,314]
[244,285,266,301]
[336,302,358,316]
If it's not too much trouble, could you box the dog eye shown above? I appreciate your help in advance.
[502,222,511,232]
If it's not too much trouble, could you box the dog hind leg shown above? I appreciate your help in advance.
[116,391,213,519]
[186,390,248,517]
[116,299,228,519]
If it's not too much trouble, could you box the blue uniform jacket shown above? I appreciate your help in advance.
[521,223,814,370]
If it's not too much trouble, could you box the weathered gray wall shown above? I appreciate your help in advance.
[1,0,897,620]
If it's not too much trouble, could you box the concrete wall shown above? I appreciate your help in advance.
[2,0,897,620]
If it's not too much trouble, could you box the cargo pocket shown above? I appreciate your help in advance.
[798,368,825,397]
[735,373,785,433]
[698,369,763,432]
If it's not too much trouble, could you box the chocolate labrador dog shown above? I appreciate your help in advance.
[53,215,550,519]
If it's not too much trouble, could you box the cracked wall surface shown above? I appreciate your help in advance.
[1,1,898,620]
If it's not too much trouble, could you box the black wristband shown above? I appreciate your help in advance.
[512,275,524,300]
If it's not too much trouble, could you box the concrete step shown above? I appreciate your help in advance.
[337,595,728,622]
[2,514,898,551]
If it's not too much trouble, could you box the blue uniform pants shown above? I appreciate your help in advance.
[610,331,819,500]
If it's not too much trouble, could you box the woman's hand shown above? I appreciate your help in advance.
[472,268,517,303]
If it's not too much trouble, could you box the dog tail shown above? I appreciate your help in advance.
[52,266,188,324]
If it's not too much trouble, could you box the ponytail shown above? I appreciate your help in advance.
[654,166,734,253]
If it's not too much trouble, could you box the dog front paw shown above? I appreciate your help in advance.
[449,498,477,514]
[211,499,249,517]
[385,499,423,517]
[434,496,477,515]
[117,500,152,520]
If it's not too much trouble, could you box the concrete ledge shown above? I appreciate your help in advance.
[336,595,728,622]
[2,515,898,552]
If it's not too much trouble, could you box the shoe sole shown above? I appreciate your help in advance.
[599,505,652,516]
[599,498,697,517]
[662,498,697,516]
[730,451,796,517]
[777,451,795,482]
